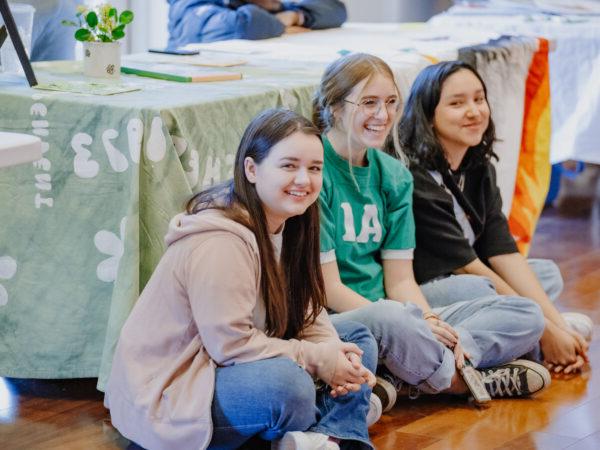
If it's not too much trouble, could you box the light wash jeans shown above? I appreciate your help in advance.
[330,296,544,394]
[420,259,563,307]
[208,320,377,450]
[419,258,563,364]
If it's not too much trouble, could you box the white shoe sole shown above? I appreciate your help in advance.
[562,312,594,342]
[367,393,382,427]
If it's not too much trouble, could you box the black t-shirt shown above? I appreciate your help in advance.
[410,159,518,284]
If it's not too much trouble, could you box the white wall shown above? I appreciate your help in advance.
[129,0,169,52]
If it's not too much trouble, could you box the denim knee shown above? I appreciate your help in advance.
[365,301,433,354]
[516,297,545,341]
[500,296,546,343]
[547,263,564,301]
[368,300,424,328]
[367,301,454,388]
[266,358,316,432]
[333,320,378,372]
[529,258,564,302]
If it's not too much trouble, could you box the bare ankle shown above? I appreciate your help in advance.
[444,371,467,394]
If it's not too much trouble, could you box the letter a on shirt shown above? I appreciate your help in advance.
[341,202,382,243]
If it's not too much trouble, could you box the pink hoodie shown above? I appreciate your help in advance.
[104,208,341,450]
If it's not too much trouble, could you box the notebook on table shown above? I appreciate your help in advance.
[120,62,243,83]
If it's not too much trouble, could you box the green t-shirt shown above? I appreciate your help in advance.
[319,137,416,302]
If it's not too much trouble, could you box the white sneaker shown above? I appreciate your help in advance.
[562,312,594,342]
[271,431,340,450]
[366,393,382,427]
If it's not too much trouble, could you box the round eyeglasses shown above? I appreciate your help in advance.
[344,97,401,116]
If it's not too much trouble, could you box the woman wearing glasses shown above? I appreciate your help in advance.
[312,53,550,413]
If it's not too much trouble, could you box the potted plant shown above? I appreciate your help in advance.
[62,4,134,79]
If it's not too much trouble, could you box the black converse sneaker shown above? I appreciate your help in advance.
[479,359,551,398]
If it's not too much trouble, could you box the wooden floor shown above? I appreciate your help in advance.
[1,170,599,450]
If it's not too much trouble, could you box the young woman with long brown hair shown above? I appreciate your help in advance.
[105,108,377,450]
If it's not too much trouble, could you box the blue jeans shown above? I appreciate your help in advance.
[419,258,562,363]
[208,320,377,450]
[331,296,544,393]
[420,258,563,307]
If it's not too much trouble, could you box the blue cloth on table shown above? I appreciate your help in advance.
[167,0,347,48]
[11,0,78,61]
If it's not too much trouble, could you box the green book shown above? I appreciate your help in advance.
[121,62,243,83]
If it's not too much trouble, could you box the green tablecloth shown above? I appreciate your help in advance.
[0,58,323,389]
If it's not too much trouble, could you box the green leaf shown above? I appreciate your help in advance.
[109,8,117,18]
[98,25,108,33]
[61,20,78,27]
[111,28,125,40]
[74,28,92,42]
[119,10,134,25]
[98,34,112,42]
[86,11,98,28]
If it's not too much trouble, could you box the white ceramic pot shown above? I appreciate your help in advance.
[83,42,121,79]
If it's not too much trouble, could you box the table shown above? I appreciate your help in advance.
[0,56,323,388]
[0,24,541,389]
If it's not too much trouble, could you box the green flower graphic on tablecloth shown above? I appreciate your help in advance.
[94,217,126,283]
[0,256,17,306]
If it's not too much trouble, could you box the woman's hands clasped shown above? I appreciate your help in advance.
[328,342,376,398]
[541,320,589,374]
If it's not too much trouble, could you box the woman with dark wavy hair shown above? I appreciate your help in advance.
[398,61,592,376]
[105,108,378,450]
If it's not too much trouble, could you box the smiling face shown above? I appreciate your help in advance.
[244,130,323,233]
[335,72,399,157]
[433,68,490,165]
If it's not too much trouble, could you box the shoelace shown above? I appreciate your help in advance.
[481,367,523,397]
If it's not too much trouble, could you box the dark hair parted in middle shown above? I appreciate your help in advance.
[396,60,497,171]
[186,108,325,340]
